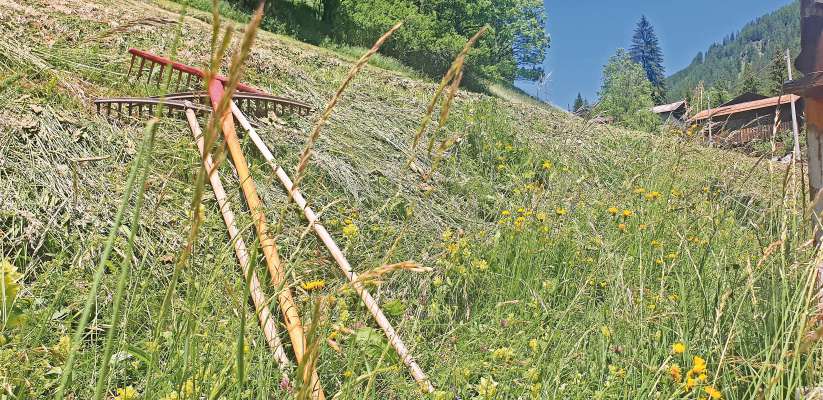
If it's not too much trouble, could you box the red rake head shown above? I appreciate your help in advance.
[126,49,266,94]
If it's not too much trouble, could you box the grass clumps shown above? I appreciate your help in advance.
[1,0,823,399]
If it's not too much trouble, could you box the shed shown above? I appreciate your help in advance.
[651,100,688,123]
[689,94,803,145]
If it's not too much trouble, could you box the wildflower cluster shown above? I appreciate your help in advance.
[667,344,722,398]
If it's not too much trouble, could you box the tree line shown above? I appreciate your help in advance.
[224,0,550,84]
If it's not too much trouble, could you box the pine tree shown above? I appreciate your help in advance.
[630,15,666,103]
[738,62,761,95]
[766,51,787,96]
[573,93,587,113]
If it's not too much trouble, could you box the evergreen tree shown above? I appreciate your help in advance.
[573,93,587,113]
[738,62,761,95]
[766,51,788,96]
[630,15,666,102]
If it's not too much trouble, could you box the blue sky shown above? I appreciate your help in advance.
[515,0,795,109]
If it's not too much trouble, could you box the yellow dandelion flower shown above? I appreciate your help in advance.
[692,356,707,372]
[685,377,697,391]
[669,364,682,382]
[633,187,646,194]
[651,240,662,248]
[501,210,511,216]
[618,223,627,232]
[528,338,539,352]
[536,212,547,221]
[608,207,619,216]
[622,210,633,218]
[672,342,686,354]
[301,280,326,291]
[704,386,722,399]
[555,207,567,216]
[638,223,648,230]
[542,160,554,170]
[524,367,540,382]
[517,207,526,214]
[441,229,453,241]
[698,373,708,382]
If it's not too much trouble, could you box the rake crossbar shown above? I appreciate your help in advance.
[184,105,291,369]
[207,80,325,400]
[231,102,436,394]
[93,98,211,118]
[153,91,313,117]
[128,48,266,94]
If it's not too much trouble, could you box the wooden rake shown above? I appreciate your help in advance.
[116,48,325,399]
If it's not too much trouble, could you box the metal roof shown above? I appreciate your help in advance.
[651,100,686,114]
[690,94,800,122]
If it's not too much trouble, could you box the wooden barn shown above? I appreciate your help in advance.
[689,93,804,145]
[652,100,688,123]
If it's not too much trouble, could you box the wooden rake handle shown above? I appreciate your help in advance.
[231,102,435,394]
[184,106,291,368]
[208,82,325,399]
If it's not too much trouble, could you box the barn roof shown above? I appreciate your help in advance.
[690,94,801,122]
[652,100,686,114]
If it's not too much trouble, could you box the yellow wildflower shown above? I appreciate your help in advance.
[704,386,722,399]
[477,377,498,398]
[608,207,619,216]
[698,373,708,382]
[524,367,540,382]
[645,191,662,201]
[472,259,489,272]
[672,342,686,354]
[114,386,138,400]
[491,347,514,362]
[622,210,633,218]
[651,240,662,248]
[633,187,646,194]
[608,364,626,378]
[501,210,511,216]
[685,377,697,391]
[536,212,547,221]
[441,229,453,241]
[542,160,553,170]
[342,222,359,238]
[692,356,707,373]
[2,259,21,305]
[517,207,526,214]
[618,223,627,233]
[528,338,539,352]
[555,207,567,216]
[600,325,611,338]
[666,252,678,260]
[669,364,682,382]
[301,280,326,291]
[638,223,648,230]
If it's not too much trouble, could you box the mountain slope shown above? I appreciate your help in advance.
[666,1,800,101]
[0,0,817,399]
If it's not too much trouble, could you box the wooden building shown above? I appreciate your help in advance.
[651,100,688,123]
[689,94,804,145]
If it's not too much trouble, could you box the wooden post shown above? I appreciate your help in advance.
[787,48,802,160]
[786,0,823,310]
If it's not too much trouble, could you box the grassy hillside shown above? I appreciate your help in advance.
[666,1,800,102]
[1,0,821,399]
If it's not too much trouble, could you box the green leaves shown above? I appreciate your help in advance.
[595,49,660,132]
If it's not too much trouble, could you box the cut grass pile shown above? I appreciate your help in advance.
[1,0,822,399]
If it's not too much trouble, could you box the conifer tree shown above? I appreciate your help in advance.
[766,51,787,96]
[573,93,587,113]
[630,16,666,103]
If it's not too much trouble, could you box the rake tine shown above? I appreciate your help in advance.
[146,62,155,84]
[157,63,165,86]
[135,57,146,81]
[128,103,133,116]
[126,54,136,80]
[106,102,111,116]
[117,102,122,115]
